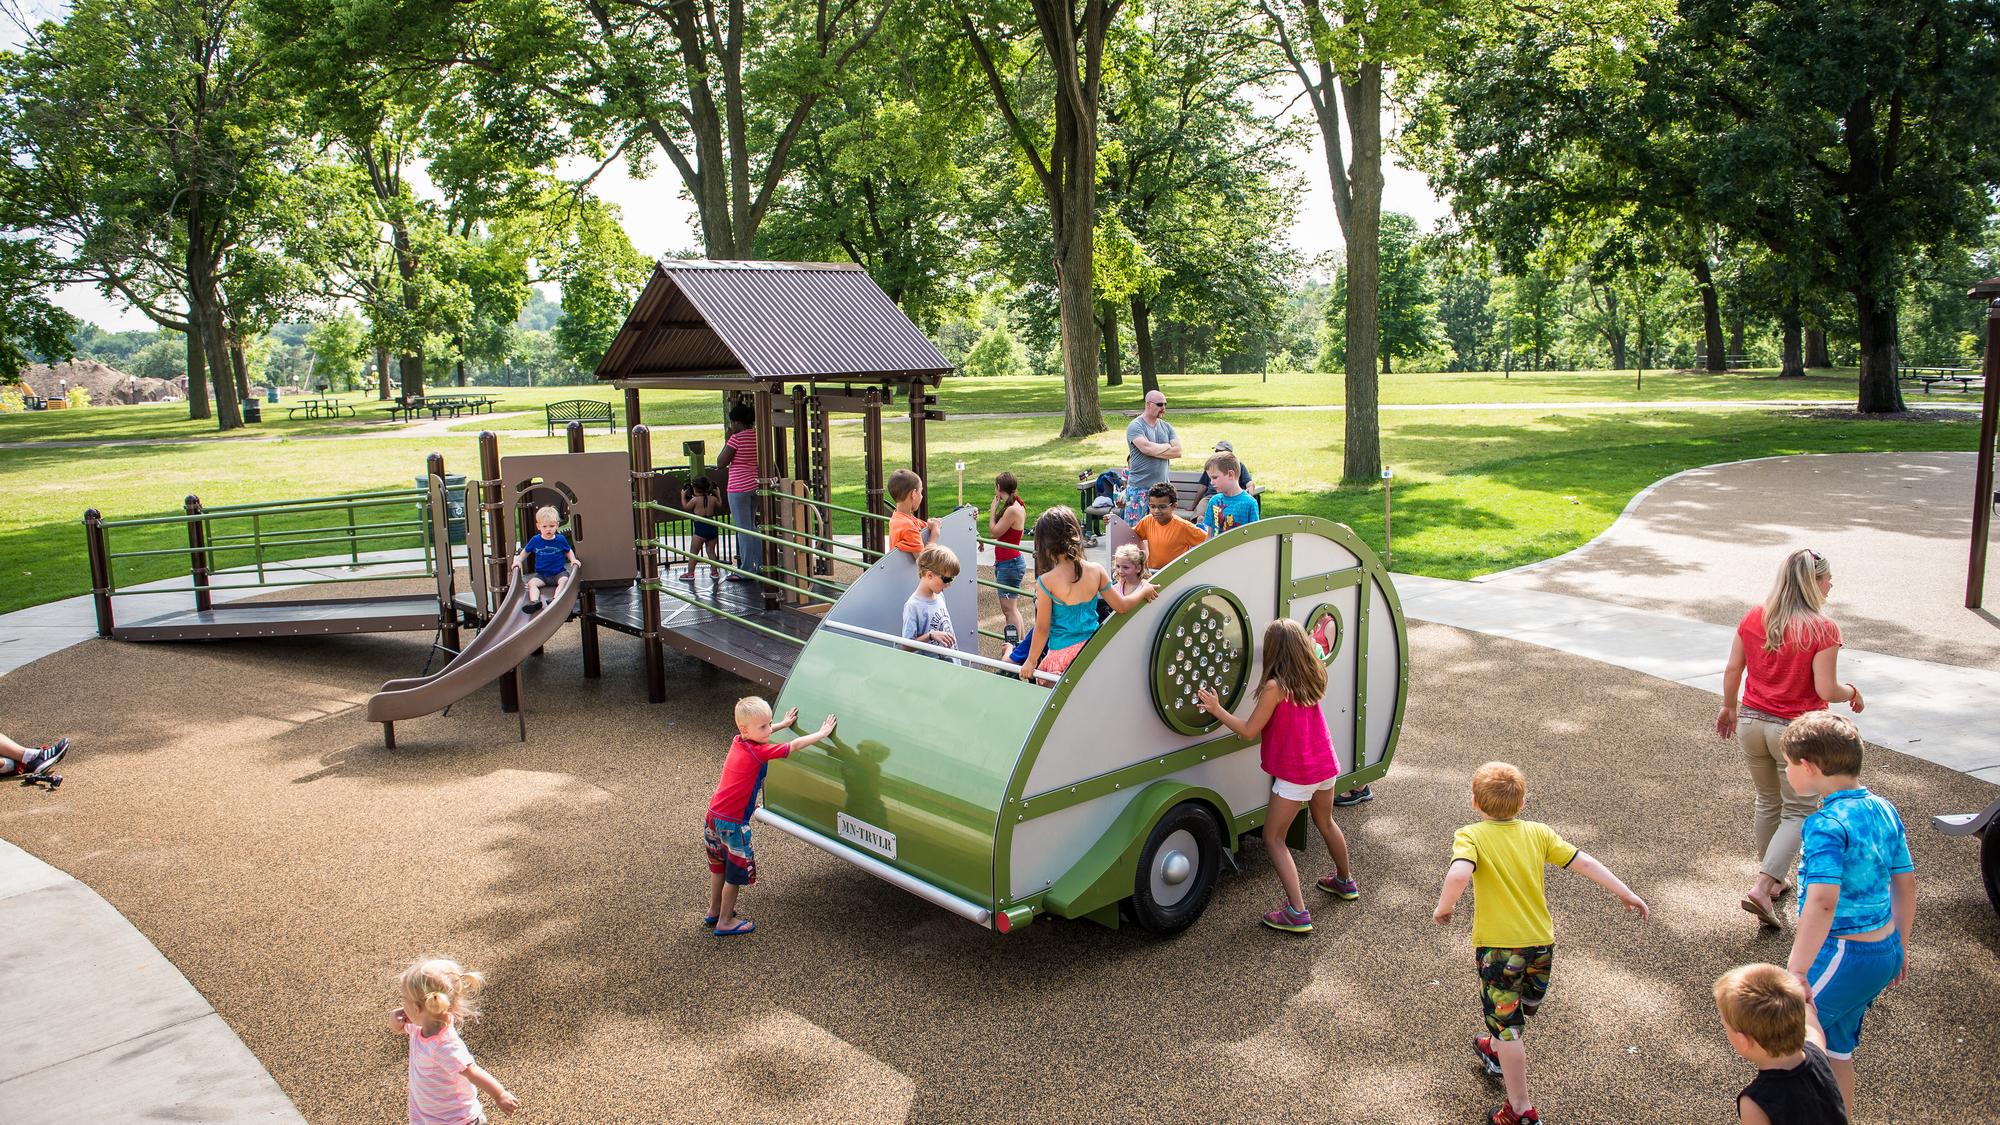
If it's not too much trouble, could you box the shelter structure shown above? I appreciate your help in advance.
[1968,277,1999,609]
[589,260,955,696]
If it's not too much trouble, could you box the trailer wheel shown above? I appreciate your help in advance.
[1983,828,2000,917]
[1129,802,1223,935]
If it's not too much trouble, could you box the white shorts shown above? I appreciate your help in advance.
[1271,775,1340,801]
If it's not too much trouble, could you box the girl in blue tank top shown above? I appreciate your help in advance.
[1016,506,1158,680]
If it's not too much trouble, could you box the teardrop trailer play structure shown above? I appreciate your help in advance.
[73,259,1409,934]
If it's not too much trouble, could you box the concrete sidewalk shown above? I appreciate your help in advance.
[1393,573,2000,786]
[0,840,305,1124]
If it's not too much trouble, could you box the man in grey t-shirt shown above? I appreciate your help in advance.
[1122,390,1180,524]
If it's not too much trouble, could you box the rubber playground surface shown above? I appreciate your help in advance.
[2,610,1996,1124]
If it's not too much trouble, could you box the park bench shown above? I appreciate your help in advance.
[546,398,615,436]
[1072,466,1269,543]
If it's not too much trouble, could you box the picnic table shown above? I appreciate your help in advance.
[286,396,357,420]
[381,394,500,422]
[1899,362,1985,394]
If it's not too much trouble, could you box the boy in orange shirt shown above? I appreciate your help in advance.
[1131,482,1207,569]
[886,468,942,556]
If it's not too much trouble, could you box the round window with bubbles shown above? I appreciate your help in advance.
[1150,585,1253,735]
[1304,604,1343,667]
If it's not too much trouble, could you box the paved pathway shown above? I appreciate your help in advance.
[0,839,305,1124]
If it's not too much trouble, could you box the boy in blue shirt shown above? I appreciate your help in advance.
[1781,711,1915,1113]
[1196,450,1260,536]
[514,505,579,613]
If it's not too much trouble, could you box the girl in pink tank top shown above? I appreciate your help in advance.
[1198,618,1359,934]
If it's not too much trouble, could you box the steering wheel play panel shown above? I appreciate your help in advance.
[759,514,1408,935]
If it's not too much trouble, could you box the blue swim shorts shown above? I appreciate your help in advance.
[704,813,757,887]
[1806,929,1903,1058]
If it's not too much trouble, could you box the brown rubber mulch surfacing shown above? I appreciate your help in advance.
[1,621,1995,1123]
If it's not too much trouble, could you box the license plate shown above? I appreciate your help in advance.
[837,812,897,859]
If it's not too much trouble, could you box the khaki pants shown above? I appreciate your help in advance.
[1742,715,1819,883]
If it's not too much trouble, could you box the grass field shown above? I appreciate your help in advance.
[4,396,1981,615]
[4,366,1977,445]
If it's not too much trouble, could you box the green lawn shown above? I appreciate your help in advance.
[4,401,1980,615]
[9,366,1969,446]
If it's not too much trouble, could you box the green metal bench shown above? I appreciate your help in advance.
[545,398,615,435]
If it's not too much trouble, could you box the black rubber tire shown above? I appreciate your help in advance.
[1982,826,2000,918]
[1128,801,1224,936]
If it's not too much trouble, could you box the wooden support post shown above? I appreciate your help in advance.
[426,452,460,654]
[753,385,777,609]
[1969,297,1999,609]
[566,420,586,453]
[185,495,212,612]
[632,424,667,703]
[480,431,520,714]
[909,383,930,519]
[791,384,809,498]
[83,508,113,637]
[623,386,642,450]
[863,388,885,555]
[383,722,396,750]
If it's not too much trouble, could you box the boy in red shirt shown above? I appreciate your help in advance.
[705,696,837,936]
[886,468,941,556]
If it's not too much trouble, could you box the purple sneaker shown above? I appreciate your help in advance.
[1262,902,1312,933]
[1316,873,1360,900]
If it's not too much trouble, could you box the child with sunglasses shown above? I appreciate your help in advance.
[902,544,960,660]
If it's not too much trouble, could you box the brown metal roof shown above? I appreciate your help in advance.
[592,260,952,383]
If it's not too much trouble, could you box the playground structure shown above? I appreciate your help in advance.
[74,259,1410,932]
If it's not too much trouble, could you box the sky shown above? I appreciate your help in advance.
[23,2,1451,335]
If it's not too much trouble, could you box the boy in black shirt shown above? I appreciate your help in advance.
[1714,963,1847,1124]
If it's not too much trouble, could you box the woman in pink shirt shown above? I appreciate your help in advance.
[1716,548,1864,928]
[714,403,761,581]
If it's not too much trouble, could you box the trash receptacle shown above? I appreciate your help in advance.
[242,397,262,423]
[265,385,279,404]
[418,474,469,545]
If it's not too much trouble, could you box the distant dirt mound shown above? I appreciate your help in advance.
[16,359,184,405]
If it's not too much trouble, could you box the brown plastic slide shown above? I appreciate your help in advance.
[364,566,580,729]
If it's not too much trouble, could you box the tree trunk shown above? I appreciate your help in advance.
[1131,294,1159,394]
[1853,286,1903,413]
[390,215,425,400]
[456,358,467,388]
[1779,306,1805,378]
[1600,286,1627,369]
[230,339,250,402]
[1380,351,1392,375]
[1692,257,1725,371]
[183,323,211,421]
[1098,303,1123,386]
[1340,63,1384,483]
[375,347,391,399]
[1805,326,1830,368]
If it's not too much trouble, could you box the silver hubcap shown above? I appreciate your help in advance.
[1149,828,1200,907]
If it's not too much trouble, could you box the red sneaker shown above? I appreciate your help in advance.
[1488,1101,1540,1125]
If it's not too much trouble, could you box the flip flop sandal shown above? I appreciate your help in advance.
[713,919,755,937]
[1740,895,1782,929]
[701,914,718,928]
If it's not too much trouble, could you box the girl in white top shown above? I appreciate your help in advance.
[391,958,519,1124]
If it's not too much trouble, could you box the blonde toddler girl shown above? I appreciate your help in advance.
[391,957,519,1123]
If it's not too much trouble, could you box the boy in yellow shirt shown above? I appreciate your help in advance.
[1433,762,1651,1125]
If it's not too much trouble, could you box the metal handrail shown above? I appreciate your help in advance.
[105,528,424,562]
[820,619,1060,683]
[757,489,889,525]
[636,503,869,567]
[99,492,425,529]
[206,517,423,543]
[176,572,435,592]
[652,538,838,605]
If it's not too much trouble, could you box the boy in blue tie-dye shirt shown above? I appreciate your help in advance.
[1780,711,1915,1114]
[1197,450,1260,536]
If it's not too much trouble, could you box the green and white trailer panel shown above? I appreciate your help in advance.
[760,511,1407,934]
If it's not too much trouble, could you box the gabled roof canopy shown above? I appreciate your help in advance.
[593,260,952,384]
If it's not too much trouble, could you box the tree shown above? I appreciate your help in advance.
[1,0,297,429]
[306,313,367,392]
[0,238,78,381]
[958,0,1124,437]
[1264,0,1663,477]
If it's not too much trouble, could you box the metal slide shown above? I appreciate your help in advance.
[364,566,580,737]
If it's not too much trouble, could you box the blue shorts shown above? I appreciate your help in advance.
[994,557,1026,599]
[704,814,756,886]
[1806,929,1902,1058]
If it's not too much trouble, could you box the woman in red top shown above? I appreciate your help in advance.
[1716,548,1864,927]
